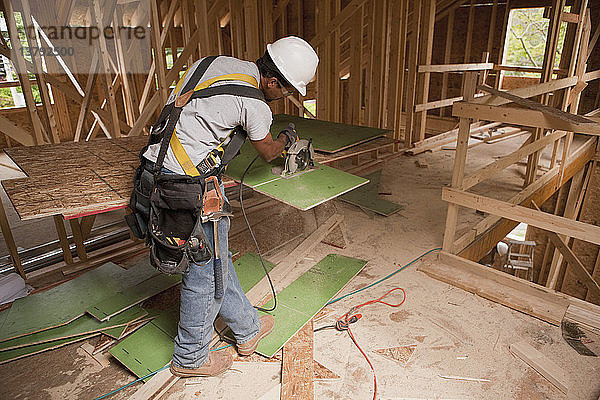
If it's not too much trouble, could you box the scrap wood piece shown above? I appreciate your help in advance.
[374,345,417,366]
[281,320,314,400]
[127,367,178,400]
[561,321,596,357]
[87,273,181,322]
[509,341,570,394]
[321,223,347,249]
[478,84,595,125]
[439,375,490,382]
[564,303,600,333]
[0,305,146,352]
[80,342,111,367]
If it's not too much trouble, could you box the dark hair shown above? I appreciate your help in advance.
[256,50,292,88]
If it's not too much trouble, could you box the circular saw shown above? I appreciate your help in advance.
[281,138,315,177]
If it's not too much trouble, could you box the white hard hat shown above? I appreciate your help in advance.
[267,36,319,96]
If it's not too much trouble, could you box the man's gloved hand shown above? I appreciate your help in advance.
[277,123,298,150]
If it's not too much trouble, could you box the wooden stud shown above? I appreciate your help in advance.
[20,0,60,144]
[403,0,421,147]
[413,0,435,142]
[442,72,477,252]
[494,0,511,89]
[349,5,363,125]
[3,0,47,145]
[150,0,169,104]
[440,10,454,117]
[74,51,99,142]
[69,218,88,261]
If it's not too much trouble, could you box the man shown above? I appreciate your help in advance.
[141,36,319,377]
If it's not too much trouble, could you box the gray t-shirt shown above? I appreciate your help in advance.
[143,56,272,174]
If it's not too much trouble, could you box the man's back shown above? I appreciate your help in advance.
[143,56,272,174]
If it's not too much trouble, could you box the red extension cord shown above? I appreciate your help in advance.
[335,287,407,400]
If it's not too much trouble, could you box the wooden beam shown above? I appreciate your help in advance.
[461,130,567,190]
[74,50,99,142]
[419,63,494,73]
[531,203,600,298]
[310,0,366,49]
[403,0,422,147]
[150,0,168,103]
[509,341,570,394]
[419,251,569,325]
[442,187,600,246]
[0,114,35,146]
[440,9,454,117]
[455,137,596,258]
[452,102,600,135]
[463,0,475,63]
[442,72,477,251]
[348,4,363,125]
[413,0,435,142]
[477,84,593,125]
[20,0,60,144]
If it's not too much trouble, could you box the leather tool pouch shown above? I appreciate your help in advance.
[147,174,212,274]
[125,161,155,239]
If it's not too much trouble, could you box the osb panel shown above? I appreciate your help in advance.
[2,137,147,220]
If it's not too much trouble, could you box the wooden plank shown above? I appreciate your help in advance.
[348,3,362,124]
[442,187,600,246]
[418,63,494,73]
[150,0,168,104]
[418,251,569,325]
[452,102,600,135]
[564,303,600,332]
[442,72,477,251]
[529,201,600,297]
[403,1,422,147]
[74,50,100,142]
[281,320,314,400]
[462,130,566,190]
[455,137,596,257]
[440,9,454,117]
[413,0,436,142]
[69,218,88,261]
[310,0,367,49]
[463,0,474,62]
[0,114,35,146]
[509,341,570,394]
[477,84,594,125]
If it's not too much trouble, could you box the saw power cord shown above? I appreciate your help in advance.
[239,154,277,312]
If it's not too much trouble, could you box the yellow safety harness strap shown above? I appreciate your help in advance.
[169,73,259,177]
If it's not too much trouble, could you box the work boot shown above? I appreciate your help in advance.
[169,350,232,377]
[237,315,275,356]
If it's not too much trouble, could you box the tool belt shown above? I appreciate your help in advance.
[125,55,265,275]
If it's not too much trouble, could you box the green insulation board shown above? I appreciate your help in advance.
[256,254,367,357]
[339,171,403,216]
[271,114,389,153]
[0,261,159,342]
[0,333,98,365]
[233,252,275,293]
[110,320,176,380]
[0,305,146,352]
[225,149,368,211]
[87,273,181,321]
[110,252,276,379]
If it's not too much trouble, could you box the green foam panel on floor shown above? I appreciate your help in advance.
[110,322,175,380]
[0,261,159,342]
[87,273,181,321]
[0,305,146,352]
[0,333,98,365]
[256,254,367,357]
[271,114,389,153]
[339,171,403,216]
[233,252,275,293]
[109,252,276,379]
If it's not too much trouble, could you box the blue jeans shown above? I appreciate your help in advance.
[147,161,260,368]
